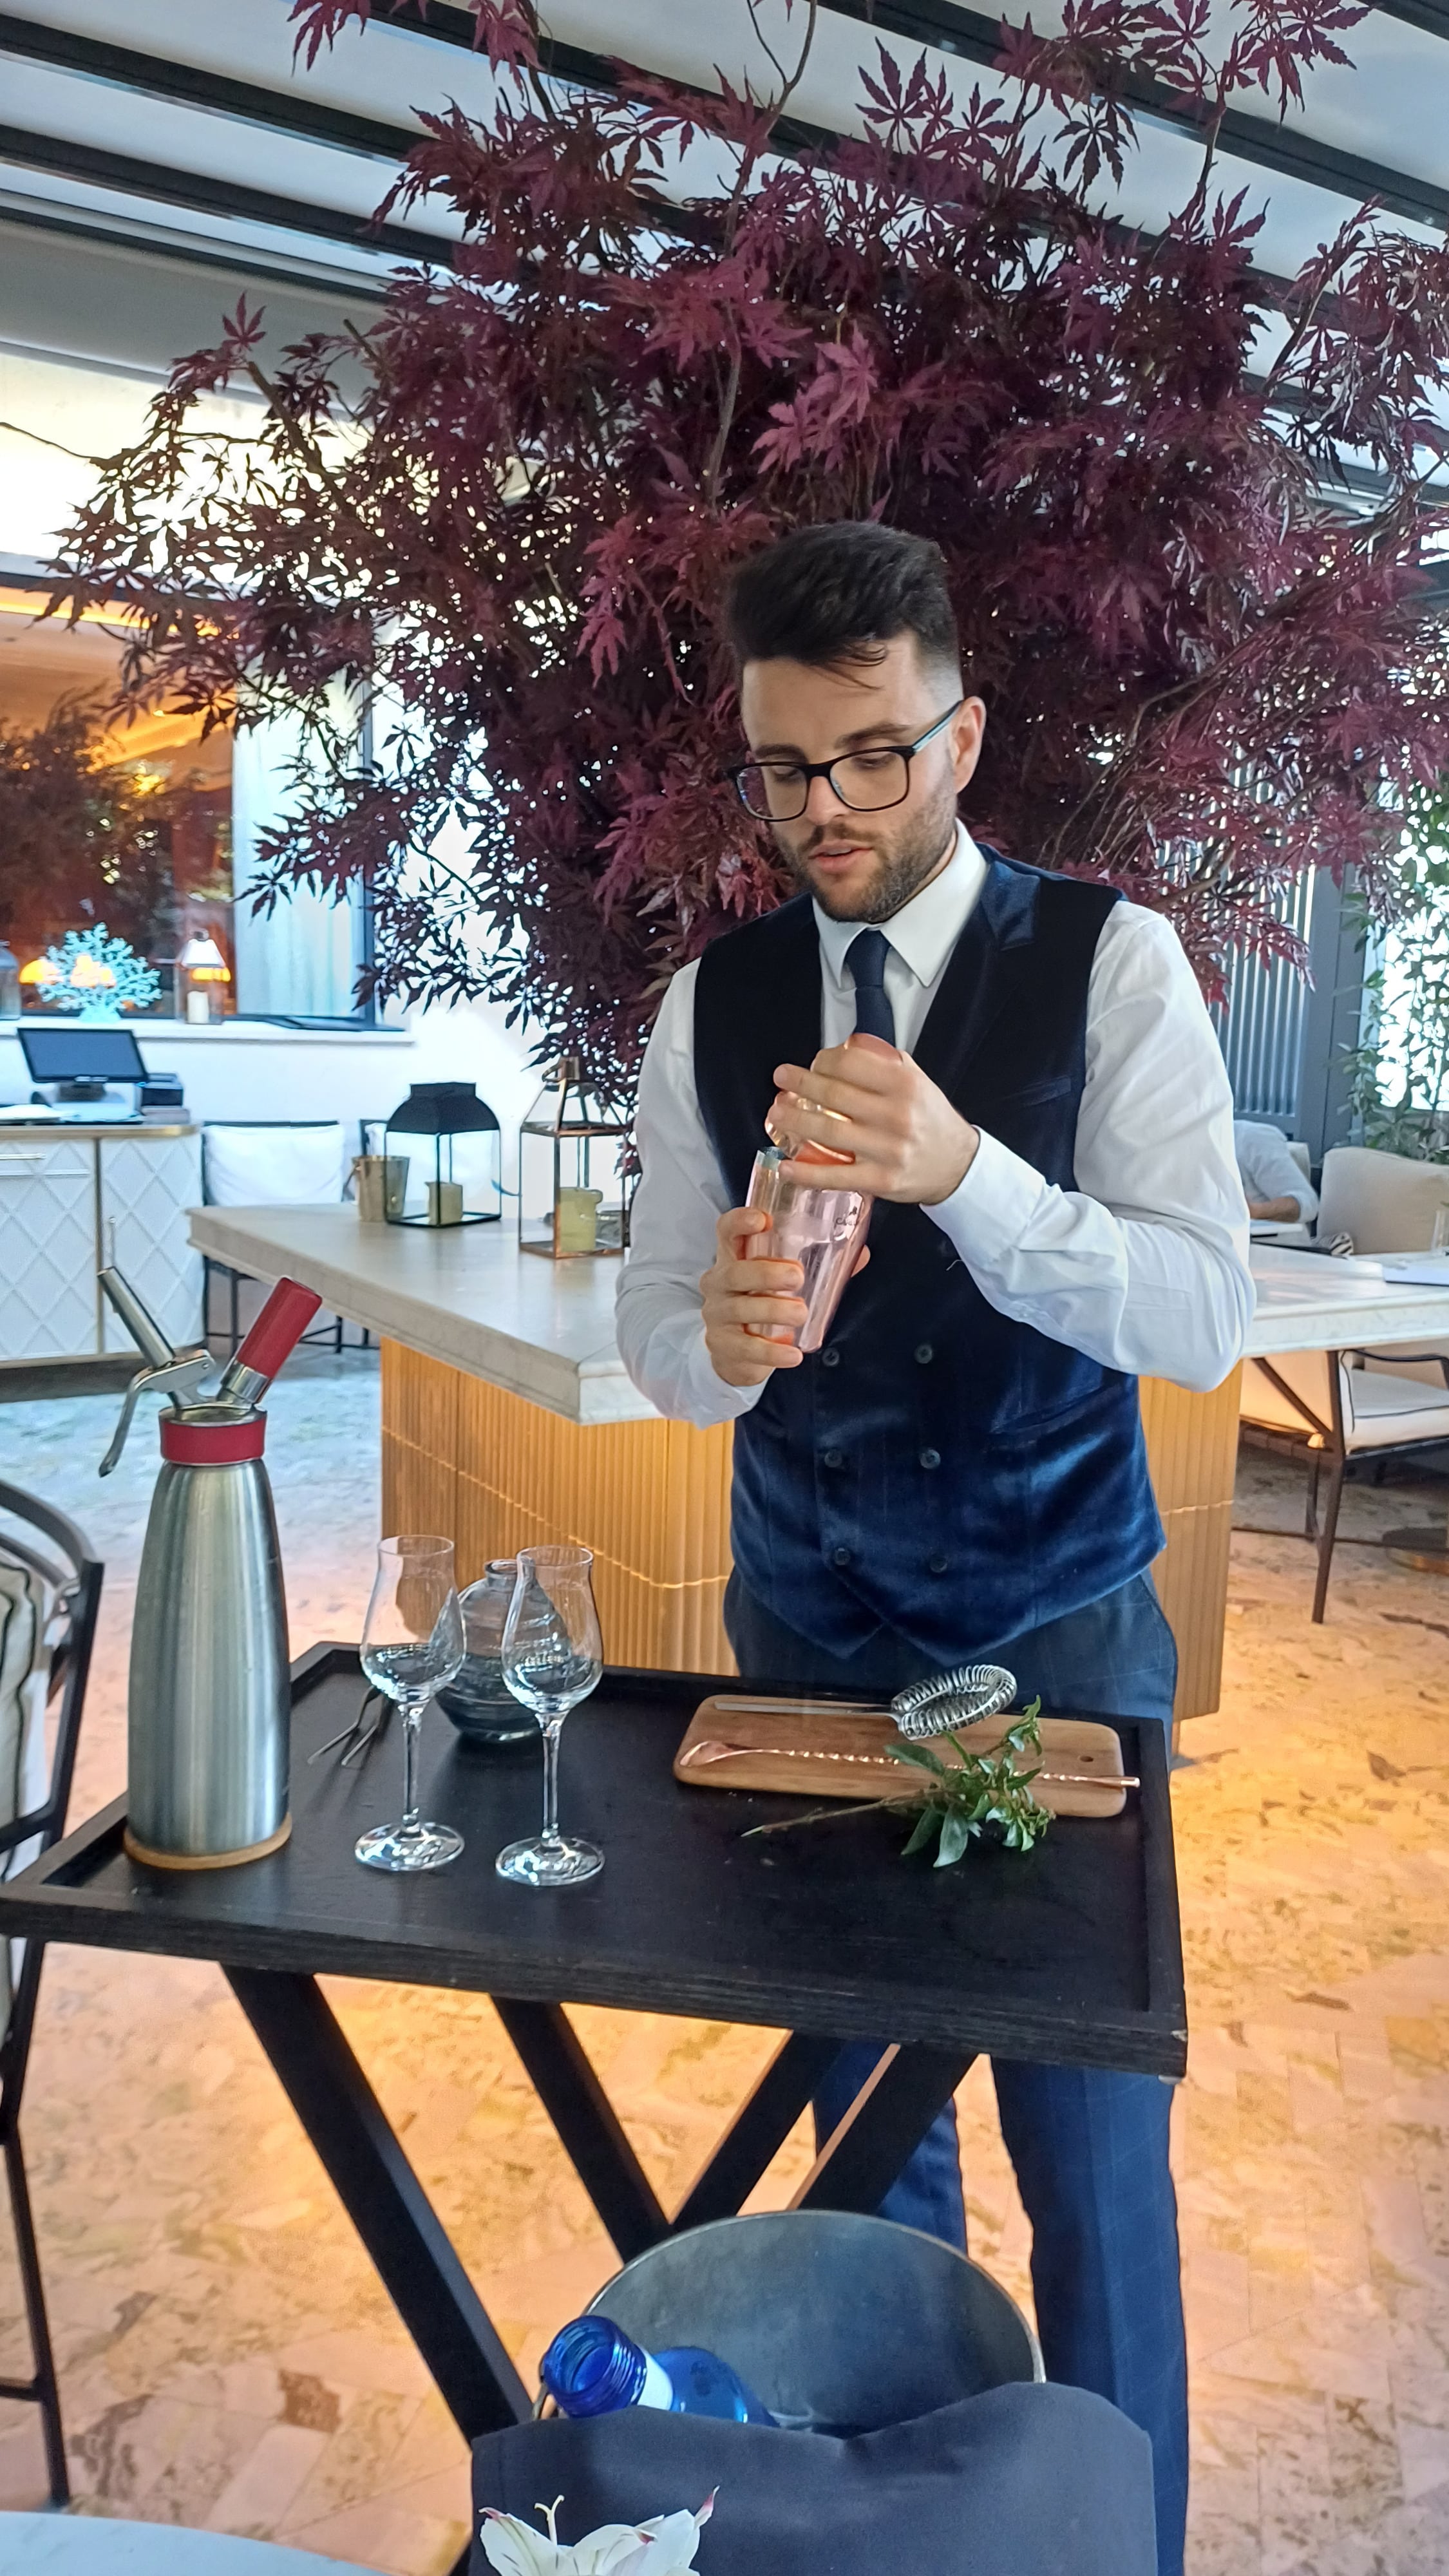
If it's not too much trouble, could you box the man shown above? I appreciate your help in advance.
[616,521,1252,2576]
[1234,1118,1319,1227]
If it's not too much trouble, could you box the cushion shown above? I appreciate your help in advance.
[1240,1352,1449,1453]
[203,1123,346,1208]
[1319,1147,1449,1255]
[471,2383,1157,2576]
[1341,1367,1449,1450]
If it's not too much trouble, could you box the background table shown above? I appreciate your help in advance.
[0,1650,1184,2453]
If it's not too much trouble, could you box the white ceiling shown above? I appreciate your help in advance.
[1,0,1445,297]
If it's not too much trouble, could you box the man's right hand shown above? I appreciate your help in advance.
[700,1206,807,1388]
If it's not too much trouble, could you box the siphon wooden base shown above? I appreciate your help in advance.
[123,1815,292,1871]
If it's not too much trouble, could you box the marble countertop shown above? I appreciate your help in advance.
[1245,1247,1449,1356]
[191,1204,656,1425]
[191,1208,1449,1424]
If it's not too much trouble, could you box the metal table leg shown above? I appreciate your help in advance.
[492,1998,668,2260]
[670,2032,841,2233]
[791,2044,976,2215]
[225,1967,531,2437]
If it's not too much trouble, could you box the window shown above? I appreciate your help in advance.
[0,587,370,1025]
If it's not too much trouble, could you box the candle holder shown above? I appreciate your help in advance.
[383,1083,502,1229]
[518,1059,630,1260]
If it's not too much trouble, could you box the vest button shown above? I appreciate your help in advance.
[919,1448,941,1470]
[822,1448,845,1470]
[820,1347,841,1368]
[831,1546,853,1569]
[927,1553,949,1575]
[914,1343,934,1365]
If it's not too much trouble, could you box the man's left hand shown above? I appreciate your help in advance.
[771,1034,980,1206]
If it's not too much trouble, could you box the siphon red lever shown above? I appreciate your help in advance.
[219,1278,323,1406]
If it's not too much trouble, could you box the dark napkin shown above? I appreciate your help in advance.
[472,2382,1157,2573]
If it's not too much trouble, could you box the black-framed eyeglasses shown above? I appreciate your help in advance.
[727,699,964,823]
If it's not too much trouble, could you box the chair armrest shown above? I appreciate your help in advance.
[1344,1348,1449,1387]
[0,1802,56,1859]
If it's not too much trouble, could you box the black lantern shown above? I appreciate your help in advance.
[383,1083,502,1228]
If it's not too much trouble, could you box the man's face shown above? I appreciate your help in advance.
[738,633,985,923]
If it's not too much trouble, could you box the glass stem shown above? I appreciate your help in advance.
[540,1718,565,1847]
[402,1701,424,1831]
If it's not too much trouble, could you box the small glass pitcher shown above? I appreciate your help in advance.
[437,1559,539,1748]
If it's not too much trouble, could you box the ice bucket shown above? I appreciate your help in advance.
[582,2210,1041,2434]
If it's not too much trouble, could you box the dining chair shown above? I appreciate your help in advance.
[0,2516,379,2570]
[1238,1349,1449,1618]
[200,1121,350,1354]
[1318,1146,1449,1254]
[0,1482,103,2505]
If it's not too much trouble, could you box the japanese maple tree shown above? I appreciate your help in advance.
[50,0,1449,1099]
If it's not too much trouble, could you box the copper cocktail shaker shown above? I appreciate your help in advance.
[744,1146,871,1354]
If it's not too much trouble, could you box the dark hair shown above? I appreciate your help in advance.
[724,520,961,677]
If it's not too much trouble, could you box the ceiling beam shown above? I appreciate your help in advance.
[5,0,1444,236]
[0,11,422,163]
[0,122,458,265]
[822,0,1449,232]
[1372,0,1449,39]
[0,195,392,301]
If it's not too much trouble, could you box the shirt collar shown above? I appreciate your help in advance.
[813,824,989,992]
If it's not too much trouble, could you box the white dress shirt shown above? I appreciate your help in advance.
[617,826,1253,1427]
[1233,1121,1319,1223]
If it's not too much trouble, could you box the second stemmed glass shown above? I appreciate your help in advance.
[355,1534,466,1873]
[497,1544,603,1887]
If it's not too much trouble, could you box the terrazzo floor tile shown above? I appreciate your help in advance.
[1,1368,1448,2568]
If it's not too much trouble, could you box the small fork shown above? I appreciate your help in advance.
[308,1689,391,1768]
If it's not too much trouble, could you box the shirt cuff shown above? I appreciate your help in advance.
[679,1320,768,1425]
[924,1127,1050,1265]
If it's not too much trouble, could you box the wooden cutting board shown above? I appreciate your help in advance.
[674,1694,1129,1819]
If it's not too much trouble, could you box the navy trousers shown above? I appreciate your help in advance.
[724,1567,1188,2576]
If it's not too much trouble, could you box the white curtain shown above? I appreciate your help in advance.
[231,705,362,1018]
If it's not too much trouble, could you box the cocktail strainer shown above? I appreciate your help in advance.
[889,1663,1017,1742]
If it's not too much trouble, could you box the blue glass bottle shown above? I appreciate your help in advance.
[540,2313,775,2425]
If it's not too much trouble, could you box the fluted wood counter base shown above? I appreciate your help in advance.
[382,1341,1242,1714]
[1141,1364,1244,1728]
[381,1341,736,1673]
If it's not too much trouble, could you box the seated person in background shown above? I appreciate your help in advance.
[1233,1119,1319,1226]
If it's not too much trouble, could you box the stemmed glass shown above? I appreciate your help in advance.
[496,1544,603,1887]
[355,1534,466,1873]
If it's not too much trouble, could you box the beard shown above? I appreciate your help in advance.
[773,775,961,923]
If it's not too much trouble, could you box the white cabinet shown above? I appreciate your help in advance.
[0,1128,202,1366]
[0,1138,98,1360]
[99,1134,204,1355]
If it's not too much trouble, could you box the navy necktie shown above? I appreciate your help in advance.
[846,927,896,1045]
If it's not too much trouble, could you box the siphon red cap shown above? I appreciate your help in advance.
[160,1412,266,1465]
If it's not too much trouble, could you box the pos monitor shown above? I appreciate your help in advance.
[18,1026,149,1094]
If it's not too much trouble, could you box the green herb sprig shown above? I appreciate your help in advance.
[889,1702,1050,1868]
[742,1698,1052,1870]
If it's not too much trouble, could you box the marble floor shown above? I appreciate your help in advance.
[1,1354,1448,2571]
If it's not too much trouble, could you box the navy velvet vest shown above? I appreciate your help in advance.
[693,853,1164,1661]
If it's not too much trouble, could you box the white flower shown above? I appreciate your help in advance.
[480,2491,715,2576]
